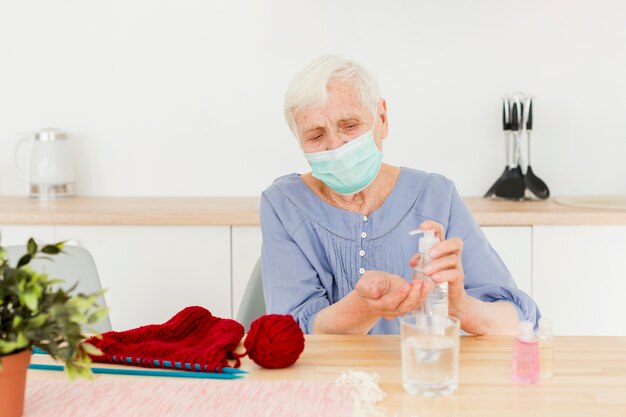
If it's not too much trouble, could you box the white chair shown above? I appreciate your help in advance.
[236,258,266,331]
[5,245,112,333]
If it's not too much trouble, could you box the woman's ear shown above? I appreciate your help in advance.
[378,99,389,140]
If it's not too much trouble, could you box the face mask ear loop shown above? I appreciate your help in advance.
[370,102,382,145]
[371,101,382,137]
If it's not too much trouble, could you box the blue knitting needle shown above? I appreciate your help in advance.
[152,359,247,374]
[113,355,248,375]
[32,347,247,375]
[28,363,242,380]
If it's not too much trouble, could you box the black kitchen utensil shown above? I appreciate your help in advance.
[523,98,550,199]
[494,99,526,199]
[484,98,512,197]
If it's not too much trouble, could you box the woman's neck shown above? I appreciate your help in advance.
[302,164,401,216]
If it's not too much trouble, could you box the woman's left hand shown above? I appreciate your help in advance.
[408,220,468,317]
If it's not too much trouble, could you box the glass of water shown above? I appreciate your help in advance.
[400,313,460,397]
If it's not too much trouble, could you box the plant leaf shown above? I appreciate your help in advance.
[85,332,104,340]
[16,331,28,348]
[80,342,104,357]
[65,362,78,381]
[27,238,38,256]
[68,295,96,310]
[87,307,109,325]
[0,340,18,355]
[40,241,66,254]
[69,312,87,324]
[41,245,61,255]
[23,291,38,311]
[26,313,48,329]
[17,254,32,268]
[76,363,94,381]
[88,288,108,299]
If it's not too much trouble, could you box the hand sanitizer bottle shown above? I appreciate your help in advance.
[538,318,553,378]
[409,229,447,318]
[512,321,540,384]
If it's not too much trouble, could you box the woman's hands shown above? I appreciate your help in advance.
[319,219,519,335]
[355,271,432,320]
[355,220,469,321]
[408,220,468,318]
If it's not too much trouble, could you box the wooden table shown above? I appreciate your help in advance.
[241,335,626,416]
[30,335,626,417]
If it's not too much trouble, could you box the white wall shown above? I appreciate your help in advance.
[1,0,625,197]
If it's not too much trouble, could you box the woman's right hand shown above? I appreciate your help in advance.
[355,271,431,320]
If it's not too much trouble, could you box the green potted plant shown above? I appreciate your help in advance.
[0,238,107,417]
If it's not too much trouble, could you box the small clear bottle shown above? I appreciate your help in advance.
[538,318,553,379]
[410,229,447,317]
[512,321,540,384]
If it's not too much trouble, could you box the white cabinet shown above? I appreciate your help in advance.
[0,225,55,246]
[532,226,626,336]
[231,226,263,318]
[54,226,231,330]
[481,226,533,297]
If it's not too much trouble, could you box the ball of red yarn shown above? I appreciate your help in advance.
[243,314,305,369]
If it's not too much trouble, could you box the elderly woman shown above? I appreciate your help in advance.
[260,55,539,335]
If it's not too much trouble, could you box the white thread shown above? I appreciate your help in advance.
[335,370,388,417]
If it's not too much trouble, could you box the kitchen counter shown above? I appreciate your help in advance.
[1,196,626,226]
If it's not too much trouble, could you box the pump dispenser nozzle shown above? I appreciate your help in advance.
[408,229,440,254]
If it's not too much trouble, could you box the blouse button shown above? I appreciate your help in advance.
[362,215,368,222]
[359,250,365,256]
[361,232,367,238]
[359,267,366,274]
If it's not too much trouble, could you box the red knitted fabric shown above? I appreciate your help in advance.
[85,306,244,372]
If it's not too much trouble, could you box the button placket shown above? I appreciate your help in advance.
[358,215,369,275]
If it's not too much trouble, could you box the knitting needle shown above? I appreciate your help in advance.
[112,355,248,375]
[31,347,248,375]
[152,359,248,374]
[28,363,242,380]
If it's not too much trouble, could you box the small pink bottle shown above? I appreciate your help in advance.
[512,321,540,384]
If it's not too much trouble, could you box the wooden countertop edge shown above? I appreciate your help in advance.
[0,213,262,226]
[1,196,626,226]
[472,212,626,226]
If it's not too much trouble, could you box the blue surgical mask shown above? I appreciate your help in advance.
[303,121,383,195]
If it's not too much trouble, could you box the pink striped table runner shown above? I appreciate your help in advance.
[24,377,358,417]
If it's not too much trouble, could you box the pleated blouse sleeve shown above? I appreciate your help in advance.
[442,179,541,327]
[259,190,330,334]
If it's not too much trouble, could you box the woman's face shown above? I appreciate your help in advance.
[295,79,388,154]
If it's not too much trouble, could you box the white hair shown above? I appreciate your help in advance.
[284,55,381,138]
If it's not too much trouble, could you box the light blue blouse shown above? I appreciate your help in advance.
[260,167,540,334]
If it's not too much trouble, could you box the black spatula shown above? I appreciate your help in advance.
[484,98,512,197]
[494,99,526,199]
[523,98,550,199]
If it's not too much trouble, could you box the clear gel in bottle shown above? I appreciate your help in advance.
[538,318,553,379]
[512,321,540,384]
[410,229,447,318]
